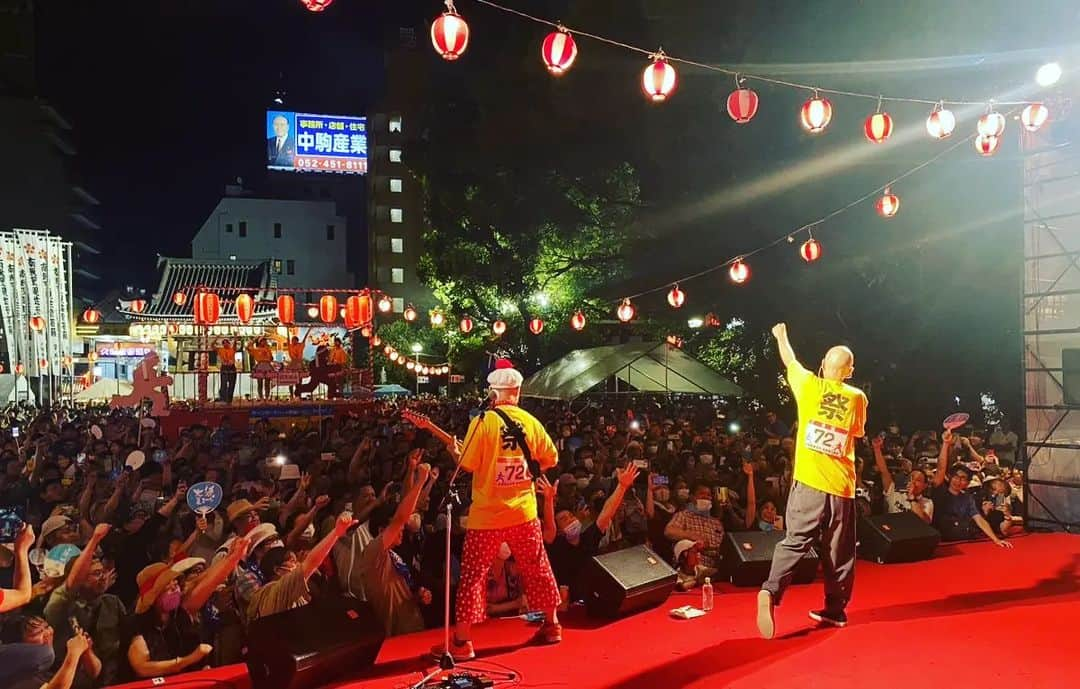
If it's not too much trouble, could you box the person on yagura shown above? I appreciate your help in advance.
[432,359,561,662]
[757,323,867,639]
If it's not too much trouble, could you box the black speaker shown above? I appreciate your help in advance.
[1063,349,1080,405]
[582,545,677,617]
[857,511,940,563]
[246,597,385,689]
[722,530,818,587]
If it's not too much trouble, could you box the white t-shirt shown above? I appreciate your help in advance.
[332,521,374,601]
[884,487,934,522]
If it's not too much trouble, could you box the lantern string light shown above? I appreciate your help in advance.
[469,0,1038,107]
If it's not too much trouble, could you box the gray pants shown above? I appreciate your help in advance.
[762,481,856,614]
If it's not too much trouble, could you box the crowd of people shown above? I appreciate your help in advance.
[0,395,1025,688]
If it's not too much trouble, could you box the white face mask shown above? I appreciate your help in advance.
[583,458,594,470]
[694,498,713,513]
[302,522,315,539]
[700,454,714,465]
[497,542,511,560]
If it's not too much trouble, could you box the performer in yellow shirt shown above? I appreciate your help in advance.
[329,336,349,367]
[432,360,561,663]
[215,338,237,403]
[757,322,867,639]
[246,337,275,400]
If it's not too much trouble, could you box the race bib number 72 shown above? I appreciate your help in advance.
[495,457,531,487]
[804,420,849,459]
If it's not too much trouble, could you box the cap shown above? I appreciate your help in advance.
[171,557,206,575]
[37,515,74,548]
[487,359,524,390]
[247,523,280,551]
[673,539,699,562]
[226,499,257,523]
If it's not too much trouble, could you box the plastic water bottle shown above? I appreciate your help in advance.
[701,577,714,612]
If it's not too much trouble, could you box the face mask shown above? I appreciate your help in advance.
[406,513,422,532]
[700,454,714,465]
[158,589,182,612]
[693,499,712,515]
[563,520,582,543]
[497,542,512,560]
[582,458,594,470]
[676,488,690,501]
[302,522,316,539]
[576,478,590,490]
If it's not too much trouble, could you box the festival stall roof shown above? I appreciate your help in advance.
[124,257,277,322]
[522,342,743,401]
[74,378,133,402]
[374,384,412,398]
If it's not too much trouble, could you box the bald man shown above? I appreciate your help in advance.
[756,323,867,639]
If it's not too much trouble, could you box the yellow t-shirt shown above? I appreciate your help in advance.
[459,405,558,530]
[788,361,867,498]
[247,345,274,363]
[287,343,305,363]
[217,346,236,367]
[330,347,349,366]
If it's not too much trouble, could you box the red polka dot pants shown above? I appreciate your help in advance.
[457,519,560,625]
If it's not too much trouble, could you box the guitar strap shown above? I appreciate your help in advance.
[490,408,542,482]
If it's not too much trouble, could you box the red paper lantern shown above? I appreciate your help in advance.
[459,317,474,334]
[129,299,146,314]
[570,311,586,331]
[528,318,545,335]
[81,308,101,324]
[431,0,469,61]
[235,293,254,324]
[975,133,1000,157]
[726,88,759,124]
[642,53,677,103]
[864,111,894,143]
[39,358,48,370]
[800,238,823,263]
[616,299,636,323]
[29,315,46,332]
[15,363,24,375]
[87,352,98,363]
[800,95,832,133]
[407,361,416,371]
[384,345,393,355]
[492,319,507,336]
[1021,103,1049,132]
[978,111,1006,138]
[541,29,577,75]
[667,285,686,308]
[371,335,382,347]
[876,188,900,218]
[277,295,295,324]
[319,295,338,323]
[167,323,179,336]
[403,305,418,322]
[300,0,333,12]
[729,259,750,284]
[377,295,393,313]
[193,291,220,325]
[63,355,73,368]
[345,294,372,328]
[926,105,956,139]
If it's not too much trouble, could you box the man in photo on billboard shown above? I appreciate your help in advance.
[267,114,295,167]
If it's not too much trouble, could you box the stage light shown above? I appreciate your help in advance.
[687,317,704,329]
[1036,62,1062,87]
[728,421,741,434]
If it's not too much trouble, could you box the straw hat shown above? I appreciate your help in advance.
[135,562,181,614]
[225,499,257,524]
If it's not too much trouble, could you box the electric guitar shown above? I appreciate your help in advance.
[402,409,461,457]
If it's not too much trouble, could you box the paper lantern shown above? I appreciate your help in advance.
[235,294,254,324]
[193,291,220,325]
[616,299,636,323]
[876,188,900,218]
[371,335,382,347]
[319,295,338,323]
[642,53,677,102]
[978,111,1006,138]
[864,111,894,143]
[277,295,295,324]
[87,352,98,363]
[403,305,418,322]
[129,299,146,314]
[459,316,474,334]
[63,355,73,368]
[1021,103,1049,132]
[975,133,1000,157]
[407,361,416,370]
[15,363,24,375]
[377,295,393,313]
[82,308,101,324]
[570,311,586,331]
[926,105,956,139]
[431,0,469,61]
[39,358,48,370]
[383,344,393,355]
[430,311,446,327]
[390,351,400,362]
[800,238,822,263]
[301,0,333,12]
[422,366,431,376]
[667,285,685,309]
[541,29,577,75]
[172,291,186,307]
[729,259,750,284]
[726,88,759,124]
[492,319,507,336]
[800,95,832,133]
[528,318,545,335]
[29,315,46,332]
[345,295,373,328]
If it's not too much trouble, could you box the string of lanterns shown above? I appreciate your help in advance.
[377,340,452,378]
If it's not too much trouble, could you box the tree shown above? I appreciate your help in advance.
[688,318,786,410]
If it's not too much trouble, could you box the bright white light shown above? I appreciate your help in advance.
[1036,62,1062,87]
[306,306,319,318]
[687,317,704,329]
[411,343,423,353]
[728,421,741,434]
[534,292,549,308]
[727,317,745,330]
[274,454,287,466]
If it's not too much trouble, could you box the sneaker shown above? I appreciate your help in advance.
[756,590,775,640]
[430,639,475,662]
[808,609,847,628]
[530,622,563,645]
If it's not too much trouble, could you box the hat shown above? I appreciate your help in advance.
[37,515,74,548]
[171,557,206,576]
[135,562,181,614]
[226,499,257,524]
[248,523,280,551]
[487,359,524,390]
[673,539,700,562]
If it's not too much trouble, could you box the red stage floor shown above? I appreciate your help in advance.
[331,533,1079,689]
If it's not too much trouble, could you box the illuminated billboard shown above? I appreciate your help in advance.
[266,110,368,175]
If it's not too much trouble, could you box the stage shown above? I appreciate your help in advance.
[335,533,1077,689]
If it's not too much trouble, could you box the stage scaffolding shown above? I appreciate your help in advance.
[1023,98,1080,532]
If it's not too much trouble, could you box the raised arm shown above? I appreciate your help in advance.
[872,435,895,493]
[932,429,952,488]
[535,476,558,544]
[771,323,799,369]
[596,464,639,533]
[378,454,429,552]
[183,535,251,614]
[743,462,758,530]
[66,524,109,591]
[0,524,35,612]
[286,495,329,550]
[301,511,358,579]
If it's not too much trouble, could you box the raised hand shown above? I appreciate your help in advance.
[299,472,312,492]
[742,460,755,476]
[314,495,331,510]
[228,535,252,560]
[14,523,35,552]
[771,323,787,339]
[535,475,555,500]
[252,496,271,511]
[616,463,639,488]
[334,512,359,534]
[871,435,884,451]
[195,514,209,533]
[92,523,111,541]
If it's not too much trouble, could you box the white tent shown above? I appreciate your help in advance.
[75,378,133,402]
[0,375,35,404]
[522,342,743,401]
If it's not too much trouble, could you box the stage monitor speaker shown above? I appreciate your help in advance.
[1063,349,1080,405]
[722,530,818,587]
[582,544,677,618]
[246,596,384,689]
[857,511,940,563]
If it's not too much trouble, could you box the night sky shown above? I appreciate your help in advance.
[31,0,1080,424]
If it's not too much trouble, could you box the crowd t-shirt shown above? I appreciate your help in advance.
[545,522,604,601]
[359,532,425,636]
[459,405,558,530]
[930,486,978,527]
[247,567,310,622]
[884,487,934,521]
[788,362,867,498]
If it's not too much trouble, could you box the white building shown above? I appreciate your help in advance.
[191,192,355,290]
